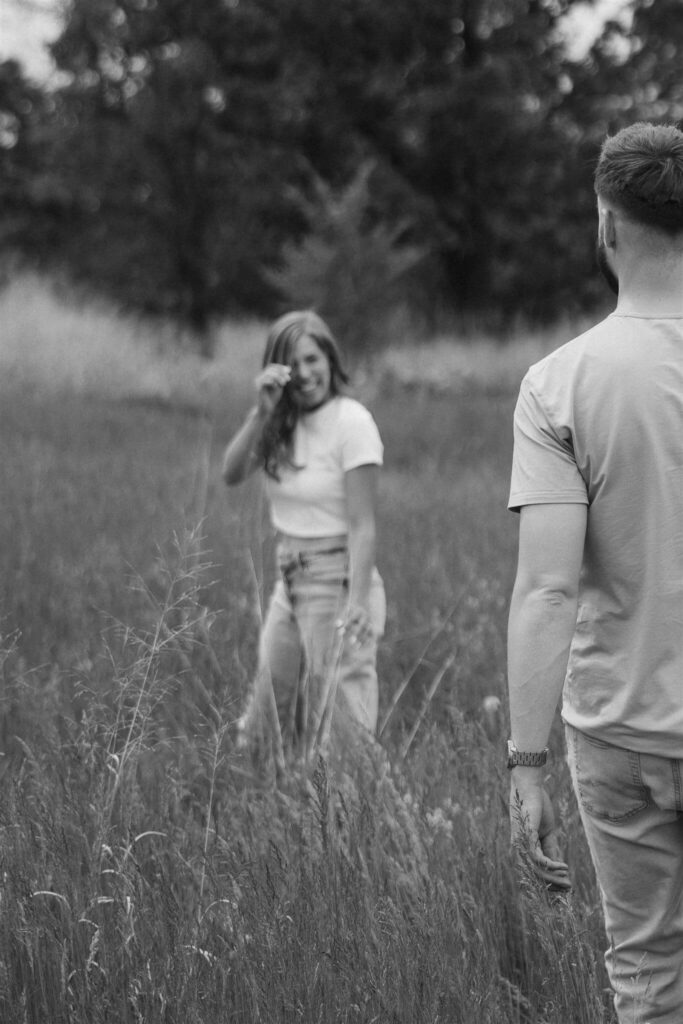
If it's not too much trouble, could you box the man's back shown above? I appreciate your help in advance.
[510,313,683,754]
[506,121,683,1024]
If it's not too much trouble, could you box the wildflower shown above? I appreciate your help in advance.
[425,807,453,837]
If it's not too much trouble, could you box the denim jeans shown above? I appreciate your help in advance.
[240,535,385,749]
[566,724,683,1024]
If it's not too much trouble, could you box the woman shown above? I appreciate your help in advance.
[222,311,385,754]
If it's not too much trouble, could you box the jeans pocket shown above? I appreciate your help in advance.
[569,728,650,824]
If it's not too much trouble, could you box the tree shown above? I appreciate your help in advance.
[46,0,311,351]
[0,60,67,279]
[257,0,605,321]
[14,0,622,341]
[590,0,683,127]
[267,163,427,354]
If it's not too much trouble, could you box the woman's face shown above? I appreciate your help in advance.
[288,334,332,411]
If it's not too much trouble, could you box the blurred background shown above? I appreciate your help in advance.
[2,0,681,359]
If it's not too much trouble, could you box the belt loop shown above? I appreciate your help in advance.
[281,561,295,603]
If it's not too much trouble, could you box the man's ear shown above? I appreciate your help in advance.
[602,207,617,250]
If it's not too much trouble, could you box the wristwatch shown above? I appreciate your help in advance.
[506,739,548,769]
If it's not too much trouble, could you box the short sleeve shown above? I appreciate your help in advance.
[339,401,383,471]
[508,376,588,512]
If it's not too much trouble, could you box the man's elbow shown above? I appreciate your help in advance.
[222,464,245,486]
[538,584,579,609]
[347,517,376,544]
[516,574,579,608]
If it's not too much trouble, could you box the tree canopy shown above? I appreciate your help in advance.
[3,0,682,351]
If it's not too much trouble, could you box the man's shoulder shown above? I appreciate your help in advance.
[524,316,615,389]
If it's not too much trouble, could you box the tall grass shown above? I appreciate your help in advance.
[0,275,617,1022]
[0,271,262,409]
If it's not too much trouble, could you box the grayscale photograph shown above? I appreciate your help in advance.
[0,1,681,1021]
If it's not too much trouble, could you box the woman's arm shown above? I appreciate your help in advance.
[344,463,379,644]
[221,363,291,486]
[221,406,267,485]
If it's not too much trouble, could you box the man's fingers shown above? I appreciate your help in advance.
[539,827,565,864]
[533,852,572,891]
[534,863,572,891]
[534,843,570,875]
[510,783,572,892]
[514,831,572,892]
[531,844,572,890]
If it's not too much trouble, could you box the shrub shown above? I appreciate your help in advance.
[266,162,427,358]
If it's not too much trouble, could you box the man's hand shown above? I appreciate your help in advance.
[510,769,571,892]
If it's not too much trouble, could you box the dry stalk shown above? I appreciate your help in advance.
[308,611,346,763]
[399,652,455,762]
[378,588,466,738]
[242,549,286,778]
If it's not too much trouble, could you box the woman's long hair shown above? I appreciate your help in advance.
[260,311,349,480]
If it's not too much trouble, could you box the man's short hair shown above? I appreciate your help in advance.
[594,122,683,234]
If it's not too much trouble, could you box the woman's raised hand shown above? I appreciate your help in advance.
[255,363,291,418]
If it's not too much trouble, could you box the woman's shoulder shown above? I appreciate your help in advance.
[333,394,377,424]
[331,396,383,454]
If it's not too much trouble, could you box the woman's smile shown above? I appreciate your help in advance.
[289,334,332,410]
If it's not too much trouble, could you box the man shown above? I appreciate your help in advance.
[506,121,683,1024]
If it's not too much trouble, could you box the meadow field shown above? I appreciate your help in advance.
[0,277,616,1023]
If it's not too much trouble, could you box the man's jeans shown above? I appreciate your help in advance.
[241,536,385,749]
[566,724,683,1024]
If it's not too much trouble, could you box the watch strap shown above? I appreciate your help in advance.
[507,739,548,769]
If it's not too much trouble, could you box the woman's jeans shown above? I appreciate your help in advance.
[241,535,385,749]
[566,724,683,1024]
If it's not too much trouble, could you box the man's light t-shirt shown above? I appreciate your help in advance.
[509,314,683,757]
[265,395,383,539]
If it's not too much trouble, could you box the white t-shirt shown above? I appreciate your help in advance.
[509,314,683,757]
[264,395,383,538]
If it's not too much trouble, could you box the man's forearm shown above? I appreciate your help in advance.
[507,584,579,751]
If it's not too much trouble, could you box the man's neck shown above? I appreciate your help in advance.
[616,297,683,317]
[615,258,683,317]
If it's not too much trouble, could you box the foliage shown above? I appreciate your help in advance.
[0,61,66,279]
[266,162,428,354]
[592,0,683,126]
[8,0,677,349]
[33,0,314,350]
[5,0,683,345]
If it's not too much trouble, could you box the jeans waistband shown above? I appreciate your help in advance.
[278,547,348,574]
[276,533,347,552]
[276,536,348,578]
